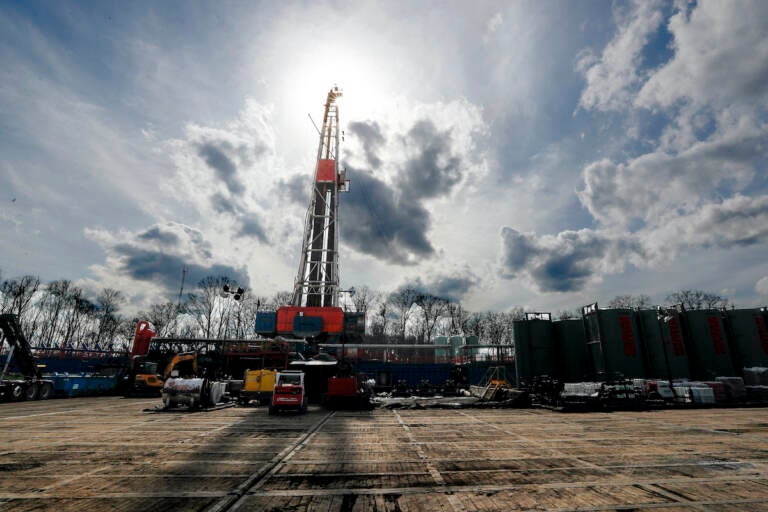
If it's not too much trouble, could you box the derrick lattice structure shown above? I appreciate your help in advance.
[292,86,349,308]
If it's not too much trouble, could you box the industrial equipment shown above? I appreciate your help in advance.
[161,377,229,410]
[239,368,277,405]
[269,370,307,414]
[0,314,53,401]
[272,86,353,344]
[123,356,164,396]
[157,351,233,409]
[124,350,198,397]
[122,321,163,396]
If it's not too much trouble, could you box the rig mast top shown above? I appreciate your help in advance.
[292,86,349,308]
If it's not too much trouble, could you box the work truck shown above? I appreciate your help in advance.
[0,314,53,401]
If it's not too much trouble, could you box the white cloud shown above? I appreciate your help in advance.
[756,276,768,296]
[579,114,765,228]
[642,194,768,261]
[636,0,768,110]
[484,12,504,44]
[577,0,665,112]
[487,12,503,33]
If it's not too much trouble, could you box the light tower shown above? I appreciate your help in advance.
[292,86,349,308]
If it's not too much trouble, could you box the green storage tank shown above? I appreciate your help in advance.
[724,309,768,369]
[637,309,691,380]
[681,310,735,379]
[512,318,555,386]
[449,336,463,358]
[553,319,590,382]
[582,306,646,380]
[434,336,450,362]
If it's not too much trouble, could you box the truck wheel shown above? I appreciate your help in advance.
[38,383,53,400]
[10,383,25,401]
[268,405,276,415]
[25,383,39,401]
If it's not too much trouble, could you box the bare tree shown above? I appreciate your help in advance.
[444,301,464,336]
[607,294,651,309]
[556,309,580,320]
[94,288,124,349]
[370,300,389,341]
[231,294,264,338]
[114,317,139,352]
[481,311,513,345]
[0,275,41,325]
[267,291,293,310]
[508,306,525,321]
[138,302,179,338]
[351,285,377,314]
[187,276,228,338]
[388,287,419,343]
[37,280,73,344]
[461,311,485,339]
[415,292,449,344]
[214,279,237,339]
[61,288,95,346]
[666,289,729,310]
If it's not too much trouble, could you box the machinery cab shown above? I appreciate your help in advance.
[269,370,307,414]
[135,357,164,390]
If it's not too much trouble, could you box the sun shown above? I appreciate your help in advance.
[276,43,392,131]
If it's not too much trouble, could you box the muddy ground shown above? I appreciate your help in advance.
[1,397,767,511]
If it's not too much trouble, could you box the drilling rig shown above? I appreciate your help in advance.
[257,86,354,343]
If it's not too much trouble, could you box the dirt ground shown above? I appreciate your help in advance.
[1,397,767,511]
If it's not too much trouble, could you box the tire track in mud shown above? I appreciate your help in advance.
[204,410,335,512]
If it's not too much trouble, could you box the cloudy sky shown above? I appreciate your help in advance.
[1,0,767,313]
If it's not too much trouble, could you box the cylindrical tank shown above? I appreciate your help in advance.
[724,309,768,369]
[637,309,692,380]
[513,318,555,386]
[681,310,735,379]
[162,377,205,409]
[583,308,646,380]
[553,319,589,382]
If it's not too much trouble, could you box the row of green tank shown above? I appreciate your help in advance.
[513,305,768,385]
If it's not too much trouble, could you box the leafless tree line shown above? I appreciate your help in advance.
[0,275,126,351]
[0,267,731,350]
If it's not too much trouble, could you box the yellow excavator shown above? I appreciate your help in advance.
[123,352,198,397]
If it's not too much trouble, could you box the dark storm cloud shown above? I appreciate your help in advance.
[500,228,643,292]
[411,273,479,301]
[336,119,469,266]
[112,244,249,291]
[341,168,433,264]
[210,192,238,214]
[137,226,180,246]
[499,228,540,272]
[197,141,245,195]
[277,174,308,205]
[236,217,268,243]
[528,252,599,292]
[348,121,385,168]
[401,120,462,200]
